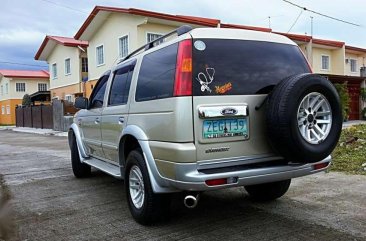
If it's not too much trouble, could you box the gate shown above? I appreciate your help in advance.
[15,105,54,129]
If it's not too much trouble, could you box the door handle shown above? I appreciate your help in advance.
[118,117,125,124]
[95,117,100,124]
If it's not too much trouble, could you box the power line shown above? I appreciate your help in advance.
[283,0,361,27]
[38,0,89,15]
[287,10,304,33]
[0,61,48,68]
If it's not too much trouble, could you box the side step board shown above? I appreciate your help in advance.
[83,158,122,179]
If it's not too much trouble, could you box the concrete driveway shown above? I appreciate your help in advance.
[0,130,365,241]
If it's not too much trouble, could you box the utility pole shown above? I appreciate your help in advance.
[268,16,271,29]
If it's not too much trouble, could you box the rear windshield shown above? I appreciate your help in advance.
[192,39,310,96]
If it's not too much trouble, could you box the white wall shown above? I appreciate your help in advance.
[47,44,81,89]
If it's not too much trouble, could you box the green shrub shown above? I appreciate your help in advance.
[361,88,366,101]
[362,107,366,120]
[334,82,350,121]
[22,94,32,107]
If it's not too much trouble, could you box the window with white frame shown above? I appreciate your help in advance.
[321,55,330,70]
[96,45,104,66]
[65,94,73,102]
[16,83,25,92]
[5,83,8,94]
[0,85,3,95]
[1,106,4,115]
[38,83,47,91]
[350,59,357,72]
[119,35,129,58]
[147,33,163,43]
[52,63,57,79]
[65,58,71,75]
[6,105,10,115]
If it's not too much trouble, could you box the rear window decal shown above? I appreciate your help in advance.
[215,82,232,94]
[196,67,215,92]
[194,40,206,51]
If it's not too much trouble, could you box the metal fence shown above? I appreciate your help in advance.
[16,105,53,129]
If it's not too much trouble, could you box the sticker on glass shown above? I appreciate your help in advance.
[196,66,215,92]
[194,40,206,51]
[215,82,232,94]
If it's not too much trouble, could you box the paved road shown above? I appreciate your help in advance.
[0,130,365,241]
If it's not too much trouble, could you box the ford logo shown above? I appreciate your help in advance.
[221,108,238,116]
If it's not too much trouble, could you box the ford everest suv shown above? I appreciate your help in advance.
[69,26,342,224]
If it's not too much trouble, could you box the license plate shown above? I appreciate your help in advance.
[203,118,248,139]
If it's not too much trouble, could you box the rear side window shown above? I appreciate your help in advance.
[108,62,135,106]
[89,74,109,109]
[192,39,310,96]
[135,43,178,101]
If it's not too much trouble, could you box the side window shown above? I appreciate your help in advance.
[89,74,109,109]
[108,64,135,106]
[135,43,178,102]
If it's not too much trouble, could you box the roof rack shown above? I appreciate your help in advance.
[118,25,192,64]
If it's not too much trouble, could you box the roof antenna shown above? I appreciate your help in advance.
[310,16,314,37]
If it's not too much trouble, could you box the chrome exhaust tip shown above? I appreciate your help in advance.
[184,194,199,209]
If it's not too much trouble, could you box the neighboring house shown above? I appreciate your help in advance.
[73,6,221,90]
[34,36,89,101]
[279,32,366,120]
[0,70,49,125]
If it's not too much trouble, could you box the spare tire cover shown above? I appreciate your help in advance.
[266,73,342,163]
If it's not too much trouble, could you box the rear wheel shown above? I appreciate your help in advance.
[244,179,291,202]
[70,134,91,178]
[125,149,171,225]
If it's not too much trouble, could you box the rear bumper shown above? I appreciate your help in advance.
[155,156,331,192]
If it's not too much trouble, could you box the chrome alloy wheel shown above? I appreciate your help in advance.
[129,165,145,209]
[297,92,332,144]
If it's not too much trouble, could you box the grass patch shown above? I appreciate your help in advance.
[331,124,366,175]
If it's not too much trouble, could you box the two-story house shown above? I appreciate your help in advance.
[35,36,89,101]
[0,70,49,125]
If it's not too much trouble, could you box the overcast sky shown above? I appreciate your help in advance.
[0,0,365,70]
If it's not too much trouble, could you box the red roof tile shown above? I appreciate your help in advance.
[312,38,344,48]
[274,32,312,42]
[345,45,366,53]
[221,23,271,32]
[74,6,220,39]
[0,70,49,78]
[35,36,88,60]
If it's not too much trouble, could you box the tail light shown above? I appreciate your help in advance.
[174,39,192,96]
[313,162,330,170]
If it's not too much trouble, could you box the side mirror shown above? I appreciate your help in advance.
[74,97,88,109]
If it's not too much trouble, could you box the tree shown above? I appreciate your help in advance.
[22,94,32,107]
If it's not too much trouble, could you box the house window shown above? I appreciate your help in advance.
[65,94,73,102]
[52,63,57,79]
[16,83,26,92]
[1,106,4,115]
[119,35,129,58]
[321,55,330,70]
[65,58,71,75]
[147,33,163,43]
[350,59,357,72]
[82,57,88,72]
[0,85,3,95]
[6,105,10,115]
[38,83,47,91]
[96,45,104,66]
[5,83,8,94]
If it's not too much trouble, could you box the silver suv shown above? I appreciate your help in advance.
[69,26,342,224]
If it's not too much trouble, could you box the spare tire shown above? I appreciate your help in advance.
[266,73,342,163]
